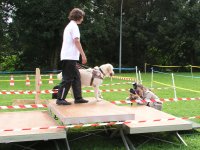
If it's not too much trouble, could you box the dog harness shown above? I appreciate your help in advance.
[99,67,106,76]
[90,68,104,86]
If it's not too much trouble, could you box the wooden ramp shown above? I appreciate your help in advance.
[0,111,66,143]
[123,106,193,134]
[48,98,135,125]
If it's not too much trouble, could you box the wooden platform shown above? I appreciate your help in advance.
[48,98,135,125]
[123,106,193,134]
[188,120,200,129]
[0,111,66,143]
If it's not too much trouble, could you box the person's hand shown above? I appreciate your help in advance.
[82,55,87,64]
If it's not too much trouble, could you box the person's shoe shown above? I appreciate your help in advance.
[74,99,89,104]
[56,99,71,105]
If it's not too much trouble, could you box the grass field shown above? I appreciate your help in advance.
[0,72,200,150]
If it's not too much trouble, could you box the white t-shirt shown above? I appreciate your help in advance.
[60,20,80,60]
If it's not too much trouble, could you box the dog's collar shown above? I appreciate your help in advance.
[99,67,105,76]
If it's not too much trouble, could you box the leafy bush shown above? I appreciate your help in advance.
[0,55,20,71]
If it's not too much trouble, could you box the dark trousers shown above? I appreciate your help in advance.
[57,60,82,100]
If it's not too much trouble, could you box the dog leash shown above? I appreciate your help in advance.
[76,63,90,69]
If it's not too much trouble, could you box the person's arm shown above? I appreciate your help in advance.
[74,38,87,64]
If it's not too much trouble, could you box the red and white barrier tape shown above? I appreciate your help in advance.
[111,97,200,104]
[0,121,129,132]
[86,82,132,87]
[0,104,47,110]
[0,90,55,95]
[150,87,172,90]
[1,116,199,132]
[83,89,128,93]
[1,97,200,110]
[0,89,129,95]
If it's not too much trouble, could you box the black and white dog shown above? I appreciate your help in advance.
[128,82,163,110]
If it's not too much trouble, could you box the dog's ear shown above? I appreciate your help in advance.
[109,64,114,71]
[106,64,114,76]
[106,66,111,74]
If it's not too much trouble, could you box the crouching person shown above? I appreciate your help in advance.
[128,83,163,111]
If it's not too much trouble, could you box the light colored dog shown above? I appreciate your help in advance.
[57,63,114,101]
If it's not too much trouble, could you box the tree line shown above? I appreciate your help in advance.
[0,0,200,71]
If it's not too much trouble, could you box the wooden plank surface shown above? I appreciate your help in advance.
[48,98,135,124]
[0,111,66,143]
[123,106,192,134]
[188,120,200,129]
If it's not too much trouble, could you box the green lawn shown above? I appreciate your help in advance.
[0,72,200,150]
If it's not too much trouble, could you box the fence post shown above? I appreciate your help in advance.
[35,68,41,104]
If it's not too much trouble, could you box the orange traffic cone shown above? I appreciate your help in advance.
[25,74,30,86]
[10,75,14,86]
[48,74,54,84]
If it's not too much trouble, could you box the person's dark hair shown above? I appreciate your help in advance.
[68,8,85,21]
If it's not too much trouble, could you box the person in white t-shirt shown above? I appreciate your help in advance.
[56,8,88,105]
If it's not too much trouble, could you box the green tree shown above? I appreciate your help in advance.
[1,0,200,71]
[0,1,17,70]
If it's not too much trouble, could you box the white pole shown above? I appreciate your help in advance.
[190,65,193,78]
[135,66,139,83]
[171,73,177,100]
[151,67,154,88]
[139,70,142,84]
[119,0,123,73]
[144,63,147,74]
